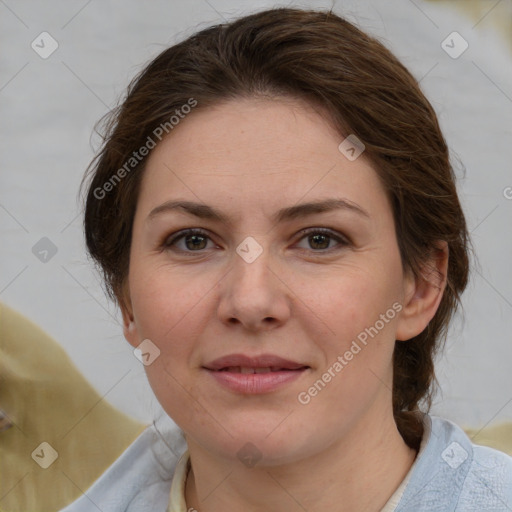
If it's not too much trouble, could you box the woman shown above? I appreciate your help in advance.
[61,6,512,512]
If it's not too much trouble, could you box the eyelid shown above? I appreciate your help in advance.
[162,228,213,251]
[295,227,350,244]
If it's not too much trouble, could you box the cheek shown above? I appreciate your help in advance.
[306,265,401,343]
[128,261,211,427]
[298,262,403,398]
[130,259,215,341]
[294,273,400,423]
[128,261,215,403]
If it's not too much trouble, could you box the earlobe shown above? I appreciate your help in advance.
[119,289,139,348]
[122,312,140,348]
[395,242,449,341]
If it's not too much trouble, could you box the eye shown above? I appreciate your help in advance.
[162,228,216,252]
[295,228,349,252]
[161,227,350,254]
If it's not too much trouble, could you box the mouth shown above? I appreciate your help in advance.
[216,366,308,374]
[203,354,310,394]
[203,353,308,371]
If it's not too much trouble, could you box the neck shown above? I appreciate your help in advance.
[184,408,418,512]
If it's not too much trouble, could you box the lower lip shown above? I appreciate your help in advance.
[205,368,308,394]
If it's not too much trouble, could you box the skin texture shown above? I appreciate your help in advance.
[121,97,448,511]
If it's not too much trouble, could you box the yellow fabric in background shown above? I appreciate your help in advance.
[464,424,512,456]
[0,302,146,512]
[428,0,512,52]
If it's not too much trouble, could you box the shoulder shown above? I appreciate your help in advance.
[397,414,512,512]
[59,417,188,512]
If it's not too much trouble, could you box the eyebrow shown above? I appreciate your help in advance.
[147,198,370,224]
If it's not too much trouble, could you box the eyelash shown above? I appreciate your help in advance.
[161,227,350,254]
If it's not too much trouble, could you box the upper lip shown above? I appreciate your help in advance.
[203,354,308,371]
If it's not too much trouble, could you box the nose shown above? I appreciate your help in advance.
[216,243,292,332]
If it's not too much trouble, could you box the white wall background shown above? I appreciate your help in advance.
[1,0,511,428]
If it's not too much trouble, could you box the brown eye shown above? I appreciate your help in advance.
[308,233,330,250]
[163,229,214,252]
[295,228,349,252]
[184,234,208,250]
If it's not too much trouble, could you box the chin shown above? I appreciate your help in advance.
[183,415,323,468]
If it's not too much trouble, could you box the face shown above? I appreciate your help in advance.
[122,97,420,466]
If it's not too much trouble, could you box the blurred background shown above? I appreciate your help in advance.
[1,0,511,430]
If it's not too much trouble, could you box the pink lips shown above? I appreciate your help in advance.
[203,354,310,394]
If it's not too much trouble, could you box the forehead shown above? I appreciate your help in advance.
[135,97,388,222]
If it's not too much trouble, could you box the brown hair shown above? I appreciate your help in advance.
[81,7,470,449]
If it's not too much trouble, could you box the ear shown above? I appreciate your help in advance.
[119,284,140,349]
[395,241,449,341]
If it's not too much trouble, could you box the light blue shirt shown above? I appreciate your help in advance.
[60,414,512,511]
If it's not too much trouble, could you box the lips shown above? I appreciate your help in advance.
[218,366,298,374]
[203,354,310,394]
[203,354,308,372]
